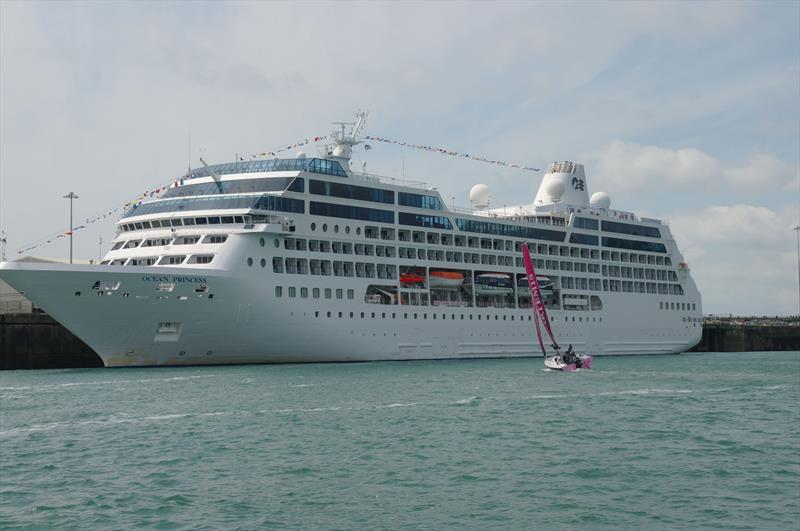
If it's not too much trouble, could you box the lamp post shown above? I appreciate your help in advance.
[794,225,800,316]
[62,192,79,264]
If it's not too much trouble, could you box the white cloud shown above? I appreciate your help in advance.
[668,204,799,315]
[583,141,798,194]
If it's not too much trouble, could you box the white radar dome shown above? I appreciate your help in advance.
[469,184,491,209]
[546,176,566,202]
[590,192,611,209]
[296,151,307,159]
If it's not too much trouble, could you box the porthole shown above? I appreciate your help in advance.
[274,239,279,248]
[259,238,265,247]
[345,226,351,234]
[260,258,266,268]
[311,222,316,231]
[322,224,328,232]
[247,257,253,267]
[334,225,339,233]
[356,227,361,235]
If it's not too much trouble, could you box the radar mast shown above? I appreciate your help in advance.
[322,110,368,164]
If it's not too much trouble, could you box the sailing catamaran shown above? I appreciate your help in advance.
[522,243,592,371]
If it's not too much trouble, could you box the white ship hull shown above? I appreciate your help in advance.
[0,258,702,367]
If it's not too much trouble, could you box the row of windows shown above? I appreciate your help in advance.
[265,236,676,272]
[123,194,305,219]
[265,257,399,279]
[602,236,667,254]
[105,254,214,266]
[118,214,282,233]
[455,218,566,243]
[309,179,394,204]
[604,280,683,295]
[398,213,453,230]
[309,201,394,224]
[111,234,227,250]
[162,177,303,199]
[661,301,696,311]
[186,158,347,180]
[275,286,356,300]
[602,220,661,239]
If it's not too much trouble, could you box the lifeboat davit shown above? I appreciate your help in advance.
[429,271,464,289]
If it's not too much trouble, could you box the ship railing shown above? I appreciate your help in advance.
[350,171,429,189]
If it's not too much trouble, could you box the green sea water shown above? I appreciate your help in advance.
[1,352,798,530]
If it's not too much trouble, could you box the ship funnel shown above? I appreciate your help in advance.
[534,161,590,207]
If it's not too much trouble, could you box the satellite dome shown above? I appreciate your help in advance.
[590,192,611,209]
[469,184,491,209]
[546,176,566,202]
[296,151,307,159]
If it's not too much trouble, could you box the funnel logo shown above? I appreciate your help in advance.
[571,177,585,191]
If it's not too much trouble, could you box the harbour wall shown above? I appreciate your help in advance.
[0,313,103,370]
[0,314,798,370]
[689,323,800,353]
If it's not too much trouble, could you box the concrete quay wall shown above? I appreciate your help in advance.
[0,313,103,370]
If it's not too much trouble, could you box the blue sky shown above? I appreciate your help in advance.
[1,0,798,315]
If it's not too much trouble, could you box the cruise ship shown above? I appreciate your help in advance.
[0,115,703,366]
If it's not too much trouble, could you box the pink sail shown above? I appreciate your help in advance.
[522,244,559,353]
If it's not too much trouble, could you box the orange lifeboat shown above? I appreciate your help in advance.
[400,273,425,284]
[429,271,464,289]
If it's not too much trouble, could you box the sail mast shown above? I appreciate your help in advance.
[522,243,560,354]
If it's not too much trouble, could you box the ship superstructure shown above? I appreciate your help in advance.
[0,116,702,366]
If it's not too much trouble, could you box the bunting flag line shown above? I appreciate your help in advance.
[243,135,327,160]
[14,135,329,256]
[13,133,540,255]
[364,135,540,172]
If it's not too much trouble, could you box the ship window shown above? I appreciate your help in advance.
[345,226,351,234]
[347,289,354,300]
[601,220,661,238]
[313,288,320,298]
[399,213,452,230]
[309,179,394,204]
[323,224,328,232]
[275,286,282,297]
[247,257,253,266]
[311,201,394,224]
[398,192,444,210]
[220,216,234,224]
[455,218,566,242]
[288,287,296,298]
[208,216,220,224]
[324,288,332,299]
[260,258,266,268]
[336,289,343,299]
[311,222,316,231]
[193,255,214,264]
[195,217,208,225]
[300,287,308,298]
